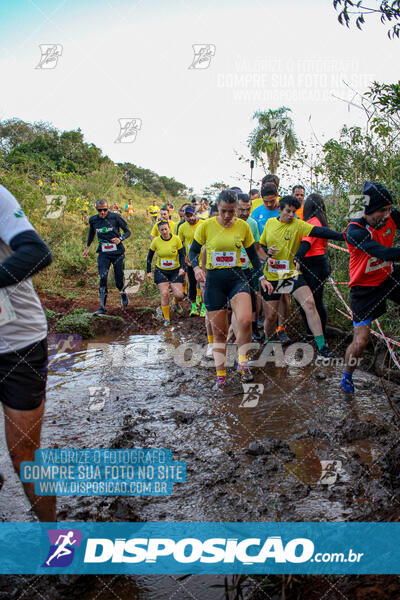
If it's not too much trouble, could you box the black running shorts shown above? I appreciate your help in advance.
[154,266,184,284]
[0,338,48,411]
[204,267,251,311]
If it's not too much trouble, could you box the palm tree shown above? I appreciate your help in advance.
[248,107,299,174]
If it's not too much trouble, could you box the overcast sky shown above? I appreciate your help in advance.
[0,0,398,193]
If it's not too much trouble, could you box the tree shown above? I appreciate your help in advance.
[202,182,228,198]
[333,0,400,38]
[0,118,57,154]
[247,107,298,174]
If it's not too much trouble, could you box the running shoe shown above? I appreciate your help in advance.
[340,373,355,393]
[275,329,291,345]
[175,304,183,315]
[120,291,129,307]
[237,361,254,382]
[162,319,171,327]
[199,303,206,317]
[214,375,227,390]
[317,345,336,359]
[190,303,199,317]
[205,343,213,359]
[257,316,264,329]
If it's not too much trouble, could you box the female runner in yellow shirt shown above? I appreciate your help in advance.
[189,189,272,389]
[147,221,185,326]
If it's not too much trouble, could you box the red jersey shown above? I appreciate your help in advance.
[302,216,327,257]
[345,216,396,287]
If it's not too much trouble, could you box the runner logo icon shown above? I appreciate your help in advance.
[42,529,82,567]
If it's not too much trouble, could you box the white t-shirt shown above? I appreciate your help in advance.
[0,185,47,353]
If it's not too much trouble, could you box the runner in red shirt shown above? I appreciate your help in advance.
[341,181,400,393]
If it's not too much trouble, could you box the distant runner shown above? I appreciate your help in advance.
[146,200,160,223]
[147,221,185,326]
[178,205,206,316]
[341,181,400,393]
[150,207,175,240]
[292,185,305,219]
[83,198,131,314]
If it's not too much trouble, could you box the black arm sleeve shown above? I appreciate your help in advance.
[178,247,185,270]
[87,220,96,246]
[309,226,344,241]
[0,230,52,288]
[146,249,155,273]
[346,224,400,261]
[189,239,202,268]
[294,240,312,262]
[117,215,131,241]
[245,243,263,278]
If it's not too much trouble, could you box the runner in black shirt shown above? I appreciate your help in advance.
[83,198,131,314]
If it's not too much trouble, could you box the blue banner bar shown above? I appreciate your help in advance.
[0,522,398,574]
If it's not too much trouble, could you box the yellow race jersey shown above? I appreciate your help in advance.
[250,197,263,213]
[194,217,254,270]
[151,220,176,238]
[178,219,203,265]
[150,234,183,270]
[260,217,314,280]
[148,204,160,217]
[197,209,209,219]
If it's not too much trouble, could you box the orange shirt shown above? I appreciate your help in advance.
[296,205,304,220]
[302,216,327,257]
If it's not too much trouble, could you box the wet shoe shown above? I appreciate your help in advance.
[341,373,355,393]
[237,361,254,382]
[93,307,107,315]
[199,303,206,317]
[257,316,264,329]
[214,375,227,390]
[162,319,171,327]
[317,345,336,359]
[190,303,199,317]
[175,304,183,315]
[205,343,214,359]
[120,291,129,307]
[275,329,291,345]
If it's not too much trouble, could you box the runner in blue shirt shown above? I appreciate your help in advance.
[251,182,279,235]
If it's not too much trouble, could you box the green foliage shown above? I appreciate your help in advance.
[248,107,299,174]
[118,162,188,198]
[56,310,96,338]
[333,0,400,39]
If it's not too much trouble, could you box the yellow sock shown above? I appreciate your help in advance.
[238,354,248,364]
[196,288,201,302]
[173,297,178,305]
[217,370,226,377]
[207,335,214,344]
[183,282,188,294]
[161,305,170,321]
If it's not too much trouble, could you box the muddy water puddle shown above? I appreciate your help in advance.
[1,330,400,598]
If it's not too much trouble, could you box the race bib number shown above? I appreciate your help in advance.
[160,259,176,269]
[240,254,249,268]
[101,242,117,252]
[365,256,391,273]
[0,289,17,327]
[211,251,237,267]
[268,259,290,274]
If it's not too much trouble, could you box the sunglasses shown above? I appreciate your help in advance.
[97,208,108,213]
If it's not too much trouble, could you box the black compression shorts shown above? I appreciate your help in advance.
[261,273,308,301]
[204,267,251,311]
[154,266,184,284]
[0,338,48,411]
[350,265,400,324]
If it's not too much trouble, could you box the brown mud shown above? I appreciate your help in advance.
[1,296,400,598]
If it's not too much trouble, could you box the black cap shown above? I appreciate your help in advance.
[363,181,392,214]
